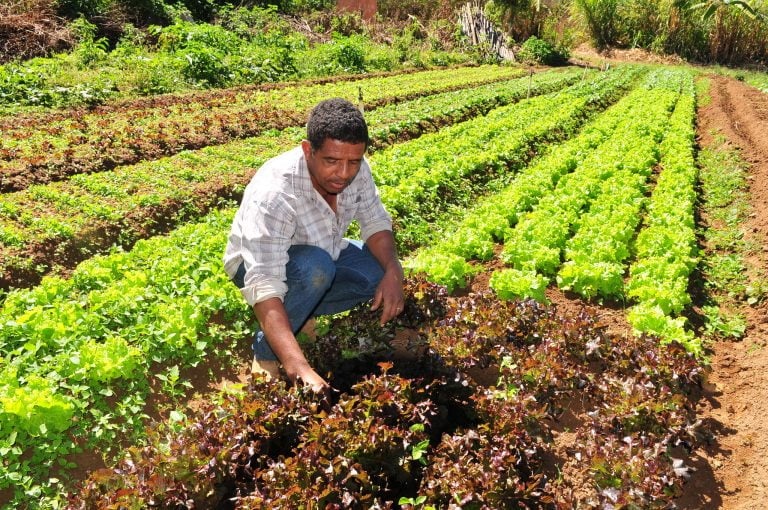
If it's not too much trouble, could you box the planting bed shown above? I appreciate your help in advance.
[65,279,702,509]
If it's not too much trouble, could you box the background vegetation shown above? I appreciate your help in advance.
[1,0,766,112]
[0,0,479,110]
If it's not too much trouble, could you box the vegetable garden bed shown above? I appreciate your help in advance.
[0,63,720,509]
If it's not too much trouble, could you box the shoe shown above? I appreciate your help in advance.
[252,358,281,380]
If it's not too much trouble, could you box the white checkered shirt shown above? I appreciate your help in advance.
[223,146,392,307]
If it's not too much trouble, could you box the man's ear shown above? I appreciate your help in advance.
[301,139,312,159]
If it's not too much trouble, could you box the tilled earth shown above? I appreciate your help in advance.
[673,75,768,510]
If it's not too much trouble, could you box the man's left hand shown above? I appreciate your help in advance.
[371,268,405,325]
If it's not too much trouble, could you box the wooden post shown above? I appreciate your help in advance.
[528,69,533,98]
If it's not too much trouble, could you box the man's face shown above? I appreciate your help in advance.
[302,138,366,196]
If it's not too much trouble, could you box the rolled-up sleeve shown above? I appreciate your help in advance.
[233,193,296,307]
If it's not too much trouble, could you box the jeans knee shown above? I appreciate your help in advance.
[287,245,335,293]
[307,262,334,292]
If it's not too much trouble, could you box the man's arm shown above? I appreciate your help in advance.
[366,229,405,325]
[252,297,329,391]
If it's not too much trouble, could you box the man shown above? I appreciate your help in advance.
[223,98,405,393]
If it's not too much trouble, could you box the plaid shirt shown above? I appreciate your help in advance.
[223,146,392,307]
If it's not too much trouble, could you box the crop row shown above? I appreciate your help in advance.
[374,66,641,249]
[364,67,585,151]
[0,65,523,192]
[487,73,679,297]
[405,69,681,294]
[626,79,699,352]
[0,209,250,503]
[0,67,587,291]
[64,282,702,509]
[402,68,703,352]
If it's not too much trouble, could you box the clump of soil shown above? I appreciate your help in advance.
[0,1,73,63]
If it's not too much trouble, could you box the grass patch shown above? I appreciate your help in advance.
[696,135,759,340]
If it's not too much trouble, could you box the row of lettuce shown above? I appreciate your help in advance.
[0,66,585,290]
[406,68,700,354]
[0,65,523,192]
[0,66,637,506]
[66,282,702,509]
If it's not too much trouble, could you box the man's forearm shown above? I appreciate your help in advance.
[365,230,403,279]
[252,297,313,380]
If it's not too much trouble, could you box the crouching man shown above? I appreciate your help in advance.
[223,98,405,393]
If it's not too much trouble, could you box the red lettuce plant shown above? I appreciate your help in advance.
[66,279,703,510]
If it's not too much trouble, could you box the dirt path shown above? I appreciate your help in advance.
[675,76,768,509]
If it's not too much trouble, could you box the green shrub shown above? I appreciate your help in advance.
[0,64,47,105]
[216,4,286,41]
[304,34,367,75]
[363,45,399,71]
[69,17,109,68]
[116,0,173,24]
[572,0,620,49]
[516,35,566,65]
[233,43,298,83]
[157,20,241,53]
[111,23,149,58]
[0,60,116,107]
[393,20,427,63]
[133,58,179,95]
[330,33,366,72]
[178,42,231,87]
[56,0,112,17]
[179,0,217,20]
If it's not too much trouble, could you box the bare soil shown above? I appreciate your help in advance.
[672,75,768,510]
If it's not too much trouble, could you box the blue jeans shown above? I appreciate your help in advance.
[232,242,384,361]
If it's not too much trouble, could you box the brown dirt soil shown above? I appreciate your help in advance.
[671,75,768,510]
[570,43,688,68]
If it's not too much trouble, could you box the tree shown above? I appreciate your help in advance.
[674,0,766,21]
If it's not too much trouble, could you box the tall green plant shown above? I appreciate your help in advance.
[572,0,621,48]
[615,0,668,48]
[674,0,765,21]
[667,0,768,64]
[487,0,546,42]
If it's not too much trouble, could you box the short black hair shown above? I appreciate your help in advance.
[306,98,369,151]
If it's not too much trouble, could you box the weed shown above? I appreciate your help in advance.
[702,305,747,340]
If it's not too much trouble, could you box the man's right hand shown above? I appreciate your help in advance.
[253,298,330,395]
[281,357,330,397]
